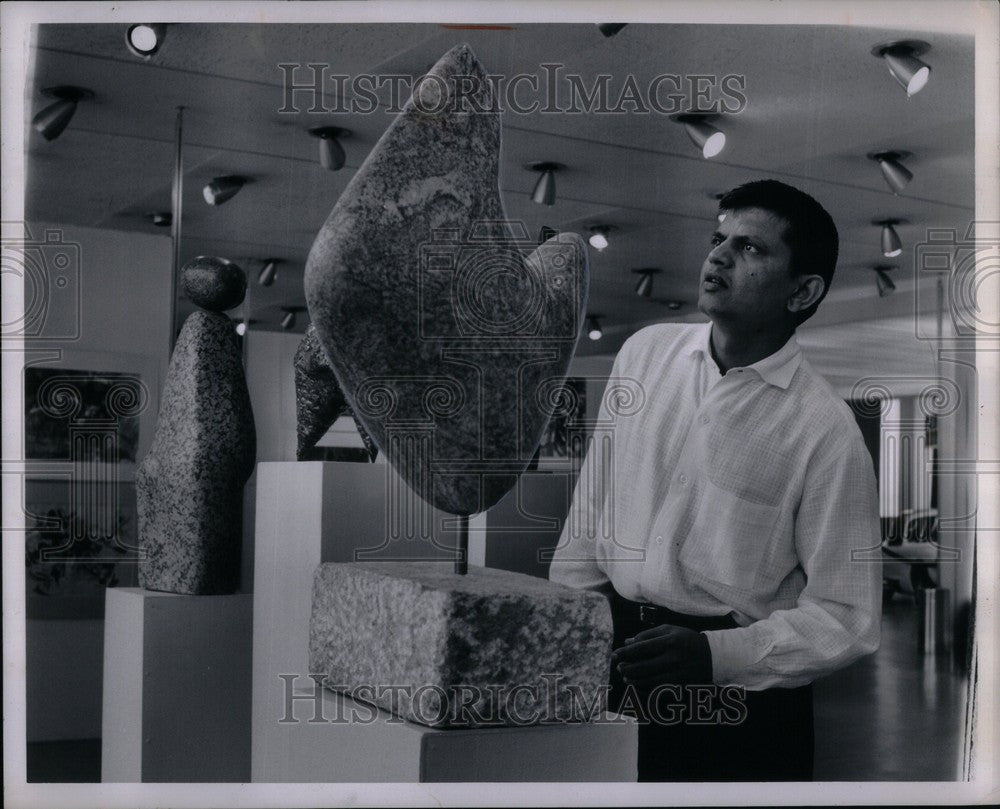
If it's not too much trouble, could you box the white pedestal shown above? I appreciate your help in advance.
[251,461,635,782]
[276,685,636,782]
[102,587,252,782]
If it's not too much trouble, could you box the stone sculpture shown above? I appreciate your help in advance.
[304,43,589,516]
[304,45,613,734]
[137,256,256,595]
[293,323,377,461]
[309,562,614,728]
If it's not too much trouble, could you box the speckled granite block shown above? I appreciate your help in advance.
[309,562,613,728]
[137,309,256,594]
[293,323,376,461]
[303,44,589,515]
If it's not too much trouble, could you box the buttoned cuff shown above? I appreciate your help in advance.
[703,627,769,686]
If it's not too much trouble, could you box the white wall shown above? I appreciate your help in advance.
[27,221,172,382]
[25,222,171,743]
[244,330,301,463]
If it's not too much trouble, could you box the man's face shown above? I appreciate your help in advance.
[697,206,798,331]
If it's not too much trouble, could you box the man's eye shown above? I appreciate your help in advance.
[710,235,723,246]
[743,242,759,253]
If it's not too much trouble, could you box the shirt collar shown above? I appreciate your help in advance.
[686,321,802,390]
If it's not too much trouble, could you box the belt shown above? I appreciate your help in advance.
[609,591,738,633]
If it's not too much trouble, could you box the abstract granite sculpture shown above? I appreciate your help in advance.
[304,46,609,732]
[293,323,376,461]
[137,256,256,595]
[304,43,589,517]
[309,562,614,728]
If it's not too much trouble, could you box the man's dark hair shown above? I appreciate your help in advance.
[717,179,839,326]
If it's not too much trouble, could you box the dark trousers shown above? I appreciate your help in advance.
[608,590,814,782]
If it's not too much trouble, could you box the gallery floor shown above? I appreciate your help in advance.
[26,597,966,783]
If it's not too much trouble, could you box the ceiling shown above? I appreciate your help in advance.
[25,19,975,356]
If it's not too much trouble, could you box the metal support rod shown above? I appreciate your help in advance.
[168,105,185,352]
[454,513,469,575]
[241,276,251,367]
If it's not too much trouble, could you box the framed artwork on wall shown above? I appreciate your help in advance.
[538,377,588,460]
[21,351,159,619]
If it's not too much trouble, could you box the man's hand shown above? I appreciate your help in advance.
[611,624,713,689]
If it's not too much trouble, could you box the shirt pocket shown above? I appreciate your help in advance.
[678,476,782,591]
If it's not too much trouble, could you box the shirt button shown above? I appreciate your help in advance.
[656,535,664,545]
[678,473,688,485]
[699,413,710,425]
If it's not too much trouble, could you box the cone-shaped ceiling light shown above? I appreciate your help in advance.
[872,40,932,97]
[33,86,94,141]
[875,219,905,258]
[874,266,897,297]
[281,306,305,330]
[308,126,350,171]
[258,259,279,287]
[526,162,564,205]
[597,24,627,38]
[147,211,172,227]
[203,175,247,206]
[869,150,913,194]
[671,113,726,159]
[587,314,603,341]
[632,268,662,298]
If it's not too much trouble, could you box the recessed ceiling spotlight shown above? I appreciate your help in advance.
[32,85,94,141]
[873,265,898,297]
[126,23,167,59]
[203,175,248,206]
[258,259,280,287]
[308,126,350,171]
[587,225,615,251]
[632,267,662,298]
[147,211,172,227]
[670,113,726,159]
[586,314,603,340]
[525,161,565,206]
[871,40,932,97]
[868,150,914,194]
[874,218,906,258]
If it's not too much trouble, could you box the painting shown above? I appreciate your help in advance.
[23,367,145,462]
[24,478,140,619]
[538,377,588,459]
[22,362,151,618]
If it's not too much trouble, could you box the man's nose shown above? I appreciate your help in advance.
[707,240,732,267]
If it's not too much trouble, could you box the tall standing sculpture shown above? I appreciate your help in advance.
[137,256,256,595]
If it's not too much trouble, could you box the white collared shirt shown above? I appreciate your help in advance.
[549,322,882,690]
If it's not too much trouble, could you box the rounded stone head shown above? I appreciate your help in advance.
[182,256,247,312]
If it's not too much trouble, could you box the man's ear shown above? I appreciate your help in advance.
[787,274,825,314]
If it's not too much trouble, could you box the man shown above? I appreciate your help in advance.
[549,180,881,781]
